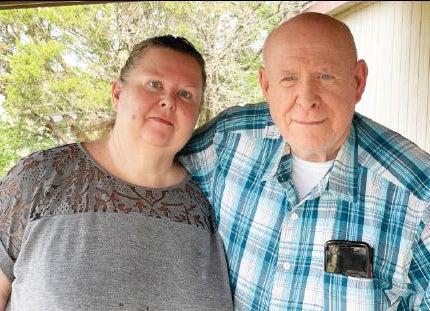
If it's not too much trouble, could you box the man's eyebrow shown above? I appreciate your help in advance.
[279,70,296,74]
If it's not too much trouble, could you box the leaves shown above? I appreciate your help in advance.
[0,1,307,175]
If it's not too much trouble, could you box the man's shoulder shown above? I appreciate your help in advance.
[353,113,430,199]
[219,102,270,116]
[179,102,281,167]
[353,113,430,162]
[197,102,273,133]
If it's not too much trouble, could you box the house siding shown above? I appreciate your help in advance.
[334,1,430,153]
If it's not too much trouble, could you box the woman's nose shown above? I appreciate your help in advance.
[160,93,176,111]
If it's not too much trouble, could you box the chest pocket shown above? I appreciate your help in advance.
[323,272,389,310]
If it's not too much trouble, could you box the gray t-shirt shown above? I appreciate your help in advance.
[0,143,233,311]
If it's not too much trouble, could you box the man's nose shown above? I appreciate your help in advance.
[296,80,319,110]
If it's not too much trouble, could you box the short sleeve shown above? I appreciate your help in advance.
[409,204,430,309]
[0,158,36,281]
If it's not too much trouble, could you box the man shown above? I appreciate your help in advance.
[180,12,430,310]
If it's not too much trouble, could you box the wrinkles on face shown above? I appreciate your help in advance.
[260,13,366,162]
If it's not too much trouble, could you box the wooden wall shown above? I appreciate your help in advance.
[336,1,430,153]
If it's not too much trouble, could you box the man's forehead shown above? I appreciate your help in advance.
[271,60,345,74]
[264,30,356,68]
[264,13,357,62]
[278,12,348,34]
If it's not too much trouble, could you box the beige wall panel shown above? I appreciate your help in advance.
[397,1,412,135]
[407,2,421,144]
[420,2,430,151]
[336,1,430,153]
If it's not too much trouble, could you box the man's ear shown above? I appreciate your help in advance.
[354,60,368,103]
[258,66,270,100]
[111,80,122,112]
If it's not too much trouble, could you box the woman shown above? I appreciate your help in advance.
[0,35,233,310]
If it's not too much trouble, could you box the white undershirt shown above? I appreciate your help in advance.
[291,155,334,201]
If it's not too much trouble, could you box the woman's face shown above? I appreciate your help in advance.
[111,47,203,155]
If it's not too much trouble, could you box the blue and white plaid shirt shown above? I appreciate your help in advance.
[179,103,430,310]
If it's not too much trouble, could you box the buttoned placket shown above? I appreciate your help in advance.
[270,172,330,308]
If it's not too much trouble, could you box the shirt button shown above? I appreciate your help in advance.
[283,262,291,270]
[291,213,299,220]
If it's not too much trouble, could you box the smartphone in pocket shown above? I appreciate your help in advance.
[324,240,373,278]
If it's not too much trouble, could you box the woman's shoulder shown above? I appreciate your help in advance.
[4,143,82,181]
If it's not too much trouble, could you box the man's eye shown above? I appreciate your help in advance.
[283,76,295,82]
[320,74,332,80]
[280,76,296,86]
[148,81,162,89]
[178,90,191,99]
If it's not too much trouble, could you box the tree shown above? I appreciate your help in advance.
[0,1,306,176]
[0,118,55,174]
[0,120,23,172]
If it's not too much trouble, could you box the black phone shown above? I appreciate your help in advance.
[324,240,373,278]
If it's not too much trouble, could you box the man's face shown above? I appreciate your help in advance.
[259,22,367,162]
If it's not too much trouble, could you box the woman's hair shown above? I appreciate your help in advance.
[119,35,206,91]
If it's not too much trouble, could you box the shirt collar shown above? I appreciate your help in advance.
[259,110,360,201]
[256,123,287,182]
[265,123,359,202]
[327,124,359,202]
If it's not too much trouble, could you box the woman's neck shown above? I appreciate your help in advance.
[84,136,187,188]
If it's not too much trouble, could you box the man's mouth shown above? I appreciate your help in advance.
[293,119,326,125]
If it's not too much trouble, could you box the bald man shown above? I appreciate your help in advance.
[180,12,430,310]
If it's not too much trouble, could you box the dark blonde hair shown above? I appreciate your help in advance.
[119,35,206,91]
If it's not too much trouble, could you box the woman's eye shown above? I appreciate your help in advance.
[148,81,162,89]
[320,74,332,80]
[283,76,295,82]
[178,90,192,99]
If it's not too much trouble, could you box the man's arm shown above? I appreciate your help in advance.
[0,269,11,310]
[410,214,430,309]
[179,105,233,177]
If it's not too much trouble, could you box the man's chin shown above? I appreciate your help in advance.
[288,140,331,161]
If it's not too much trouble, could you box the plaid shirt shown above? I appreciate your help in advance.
[179,103,430,311]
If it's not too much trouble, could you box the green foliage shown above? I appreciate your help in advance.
[0,121,21,176]
[0,119,57,176]
[0,1,306,175]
